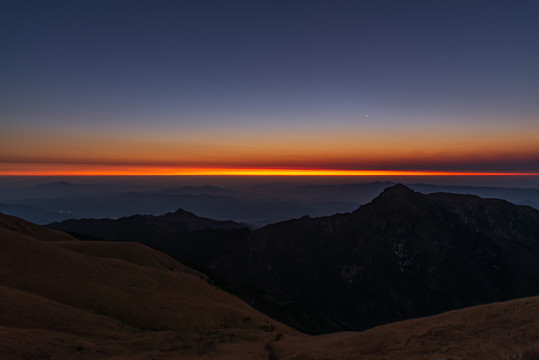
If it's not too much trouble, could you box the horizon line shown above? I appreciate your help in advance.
[1,168,539,176]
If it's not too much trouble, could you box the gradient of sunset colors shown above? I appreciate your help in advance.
[1,1,538,176]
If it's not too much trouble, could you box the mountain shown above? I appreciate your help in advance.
[213,184,539,333]
[50,208,250,269]
[2,211,539,359]
[0,210,77,242]
[51,207,245,235]
[407,182,539,209]
[0,212,294,359]
[520,200,539,210]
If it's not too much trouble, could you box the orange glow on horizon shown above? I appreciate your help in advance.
[1,167,538,177]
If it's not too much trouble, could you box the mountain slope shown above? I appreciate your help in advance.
[0,211,76,241]
[213,184,539,333]
[272,295,539,360]
[0,212,294,360]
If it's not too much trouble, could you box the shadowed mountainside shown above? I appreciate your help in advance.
[214,184,539,333]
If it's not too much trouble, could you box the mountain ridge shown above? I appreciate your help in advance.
[50,207,245,239]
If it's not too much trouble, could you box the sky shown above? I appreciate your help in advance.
[1,0,538,176]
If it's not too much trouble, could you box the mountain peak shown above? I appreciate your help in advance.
[380,183,415,197]
[173,208,194,215]
[363,183,418,209]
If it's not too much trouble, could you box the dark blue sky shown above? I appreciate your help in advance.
[1,0,538,174]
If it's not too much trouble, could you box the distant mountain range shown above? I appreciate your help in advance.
[51,184,539,335]
[51,207,245,235]
[2,180,538,227]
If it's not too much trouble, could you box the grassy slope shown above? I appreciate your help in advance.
[272,295,539,360]
[0,220,294,360]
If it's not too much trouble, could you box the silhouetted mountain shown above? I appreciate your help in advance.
[213,184,539,333]
[408,182,539,208]
[521,200,539,210]
[50,208,249,269]
[52,208,244,233]
[278,181,395,203]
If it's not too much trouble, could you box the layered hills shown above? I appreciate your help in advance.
[52,184,539,335]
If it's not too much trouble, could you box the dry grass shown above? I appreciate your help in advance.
[0,211,75,241]
[0,219,295,359]
[55,240,202,276]
[271,296,539,360]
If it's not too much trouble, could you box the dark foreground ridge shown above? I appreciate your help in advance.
[51,184,539,334]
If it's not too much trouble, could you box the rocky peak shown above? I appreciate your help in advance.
[366,183,418,207]
[171,208,197,217]
[381,183,415,196]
